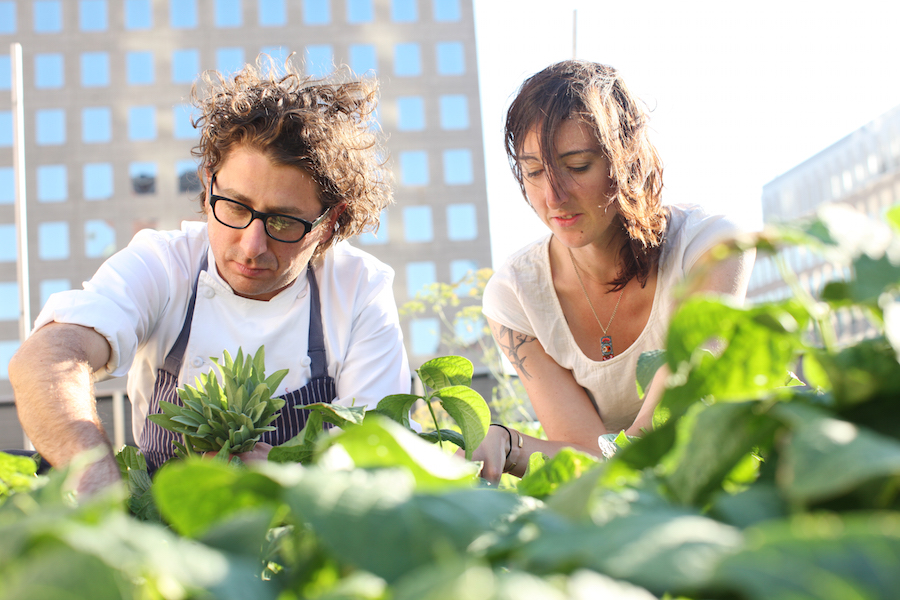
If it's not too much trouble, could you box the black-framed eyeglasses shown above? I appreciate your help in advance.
[208,173,331,243]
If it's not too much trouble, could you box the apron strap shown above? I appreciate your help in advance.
[162,254,208,375]
[307,266,329,380]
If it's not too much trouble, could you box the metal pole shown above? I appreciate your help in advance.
[112,390,125,449]
[11,43,33,451]
[572,10,577,59]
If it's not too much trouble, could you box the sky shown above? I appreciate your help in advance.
[473,0,900,268]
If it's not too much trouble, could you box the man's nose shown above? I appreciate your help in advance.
[240,218,269,258]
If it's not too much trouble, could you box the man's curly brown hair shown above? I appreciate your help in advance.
[505,60,668,291]
[191,55,392,259]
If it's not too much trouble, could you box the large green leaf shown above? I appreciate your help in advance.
[517,447,602,500]
[813,338,900,407]
[635,349,666,398]
[417,355,474,390]
[373,393,421,428]
[434,385,490,460]
[296,402,367,428]
[0,546,132,600]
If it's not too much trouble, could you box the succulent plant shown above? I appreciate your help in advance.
[148,346,289,458]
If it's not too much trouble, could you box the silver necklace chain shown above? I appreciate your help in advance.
[567,248,624,335]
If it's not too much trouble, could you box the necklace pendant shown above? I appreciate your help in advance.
[600,335,614,361]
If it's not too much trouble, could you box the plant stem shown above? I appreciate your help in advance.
[425,394,444,446]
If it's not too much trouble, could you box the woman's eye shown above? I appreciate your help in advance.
[568,164,589,173]
[525,169,544,179]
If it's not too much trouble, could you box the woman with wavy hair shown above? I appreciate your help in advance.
[474,60,754,483]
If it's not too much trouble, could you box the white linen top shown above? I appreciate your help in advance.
[34,221,411,442]
[482,204,740,432]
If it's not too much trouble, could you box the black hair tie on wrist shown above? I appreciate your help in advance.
[490,423,513,461]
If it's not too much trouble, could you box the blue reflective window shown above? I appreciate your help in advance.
[172,49,200,83]
[129,106,156,141]
[171,0,197,28]
[84,163,113,200]
[406,261,435,298]
[82,107,111,143]
[34,1,62,33]
[403,206,432,242]
[0,340,20,379]
[396,97,425,131]
[81,52,110,87]
[0,111,11,146]
[394,43,421,76]
[450,259,478,295]
[0,2,15,34]
[216,47,245,75]
[410,318,439,355]
[0,282,19,320]
[259,0,285,25]
[0,167,12,204]
[443,148,473,185]
[399,151,428,186]
[433,0,459,21]
[0,55,10,90]
[357,210,388,245]
[455,314,482,345]
[436,41,464,75]
[38,222,70,260]
[80,0,108,31]
[130,162,157,194]
[303,0,330,24]
[305,45,333,77]
[173,104,197,139]
[347,0,373,22]
[447,203,477,240]
[35,54,64,88]
[391,0,417,22]
[37,165,67,202]
[262,45,290,73]
[439,95,469,130]
[0,225,16,261]
[36,109,65,146]
[85,219,116,258]
[127,51,154,85]
[349,44,376,75]
[40,279,71,308]
[215,0,241,27]
[125,0,152,29]
[176,159,201,193]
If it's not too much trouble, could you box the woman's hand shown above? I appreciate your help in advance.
[460,425,510,486]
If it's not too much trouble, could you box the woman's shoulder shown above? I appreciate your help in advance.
[662,204,743,272]
[493,234,552,280]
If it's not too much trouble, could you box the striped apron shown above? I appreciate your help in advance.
[139,258,336,472]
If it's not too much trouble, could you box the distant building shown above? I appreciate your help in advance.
[0,0,491,408]
[746,104,900,344]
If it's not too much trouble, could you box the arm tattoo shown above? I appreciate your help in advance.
[495,326,537,379]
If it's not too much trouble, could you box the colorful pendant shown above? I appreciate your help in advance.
[600,335,614,361]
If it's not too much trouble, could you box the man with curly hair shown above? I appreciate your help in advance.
[10,58,411,495]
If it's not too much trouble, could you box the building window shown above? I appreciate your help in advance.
[130,162,157,194]
[0,167,12,204]
[172,49,200,83]
[177,160,201,193]
[0,2,15,34]
[447,204,477,240]
[406,261,436,298]
[259,0,285,25]
[410,318,439,355]
[38,222,70,260]
[349,44,377,75]
[85,219,116,258]
[129,106,157,141]
[35,53,64,89]
[215,0,242,27]
[126,51,155,85]
[399,151,428,186]
[80,0,108,31]
[0,111,11,147]
[36,109,65,146]
[450,259,478,294]
[125,0,152,29]
[173,104,197,139]
[436,41,464,75]
[403,206,433,242]
[396,96,425,131]
[432,0,459,21]
[391,0,417,22]
[0,340,20,379]
[84,163,113,200]
[217,47,245,75]
[303,0,330,24]
[171,0,198,28]
[439,94,469,130]
[0,282,18,320]
[34,1,62,33]
[357,210,389,245]
[394,43,421,76]
[347,0,373,23]
[0,224,15,261]
[40,279,71,308]
[305,45,333,77]
[82,107,112,143]
[443,149,473,185]
[0,55,10,90]
[36,165,67,203]
[81,52,110,87]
